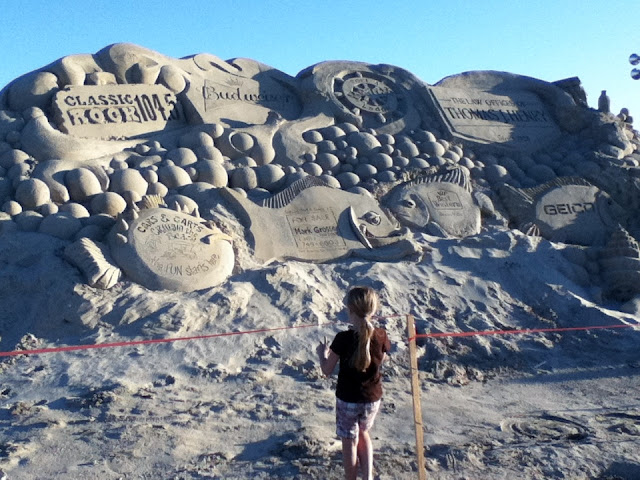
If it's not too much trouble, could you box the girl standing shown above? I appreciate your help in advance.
[317,286,391,480]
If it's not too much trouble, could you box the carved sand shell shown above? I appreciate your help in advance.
[64,237,122,289]
[137,194,166,210]
[599,226,640,301]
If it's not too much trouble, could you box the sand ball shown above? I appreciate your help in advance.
[59,202,90,219]
[233,156,258,168]
[459,157,475,169]
[256,164,285,191]
[393,156,410,168]
[195,160,228,187]
[340,164,354,173]
[14,211,43,232]
[485,164,510,184]
[317,140,336,153]
[283,166,297,175]
[347,186,371,196]
[321,126,346,140]
[470,167,485,180]
[15,178,50,209]
[65,168,102,202]
[375,170,396,183]
[0,149,29,170]
[185,166,198,181]
[443,150,461,163]
[230,167,258,190]
[180,183,215,198]
[450,145,464,157]
[110,168,148,197]
[316,174,339,189]
[430,157,449,168]
[354,164,377,180]
[527,164,557,183]
[230,132,255,153]
[346,132,381,154]
[369,153,393,171]
[409,158,430,169]
[164,194,199,214]
[158,165,192,189]
[206,123,225,140]
[166,147,198,167]
[158,64,187,93]
[412,130,437,143]
[147,182,169,197]
[195,145,224,163]
[129,154,163,169]
[135,144,152,155]
[514,155,535,170]
[84,214,116,230]
[335,139,349,150]
[2,200,22,216]
[535,153,554,167]
[179,131,214,150]
[336,122,359,134]
[302,162,323,176]
[337,172,360,189]
[438,139,450,150]
[478,154,498,166]
[285,171,309,186]
[74,224,108,242]
[316,153,341,173]
[38,213,82,240]
[91,192,127,217]
[377,133,395,145]
[396,140,420,158]
[419,141,445,157]
[141,169,159,184]
[302,130,324,144]
[37,202,58,216]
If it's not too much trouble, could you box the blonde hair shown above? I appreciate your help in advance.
[346,286,379,372]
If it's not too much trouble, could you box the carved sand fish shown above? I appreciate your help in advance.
[221,176,418,263]
[499,177,625,246]
[382,166,487,238]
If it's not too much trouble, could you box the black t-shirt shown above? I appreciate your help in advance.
[330,327,391,403]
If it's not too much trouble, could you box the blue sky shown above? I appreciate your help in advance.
[1,1,638,118]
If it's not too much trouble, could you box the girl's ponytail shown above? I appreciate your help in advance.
[347,286,379,372]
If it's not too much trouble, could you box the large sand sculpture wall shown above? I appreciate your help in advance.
[0,43,638,299]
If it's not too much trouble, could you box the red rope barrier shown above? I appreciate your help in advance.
[0,322,338,358]
[410,322,638,342]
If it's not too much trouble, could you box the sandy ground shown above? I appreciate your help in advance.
[0,228,639,479]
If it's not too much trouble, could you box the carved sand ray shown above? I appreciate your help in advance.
[599,226,640,301]
[63,237,122,289]
[498,177,625,246]
[221,178,417,263]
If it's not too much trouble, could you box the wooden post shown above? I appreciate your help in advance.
[407,314,426,480]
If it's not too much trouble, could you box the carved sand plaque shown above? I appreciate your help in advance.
[428,86,561,151]
[53,84,185,138]
[108,207,234,291]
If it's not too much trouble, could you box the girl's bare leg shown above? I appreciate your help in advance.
[341,437,358,480]
[357,429,374,480]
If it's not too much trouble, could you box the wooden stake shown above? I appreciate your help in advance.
[407,314,426,480]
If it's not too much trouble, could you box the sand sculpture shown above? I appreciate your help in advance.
[0,43,638,296]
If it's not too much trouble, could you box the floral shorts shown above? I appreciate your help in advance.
[335,398,381,439]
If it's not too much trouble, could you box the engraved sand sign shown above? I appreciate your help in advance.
[428,86,561,151]
[108,207,234,291]
[53,84,185,139]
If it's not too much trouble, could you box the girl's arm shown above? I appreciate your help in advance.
[317,338,340,376]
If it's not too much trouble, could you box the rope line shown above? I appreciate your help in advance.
[0,322,338,358]
[409,322,638,342]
